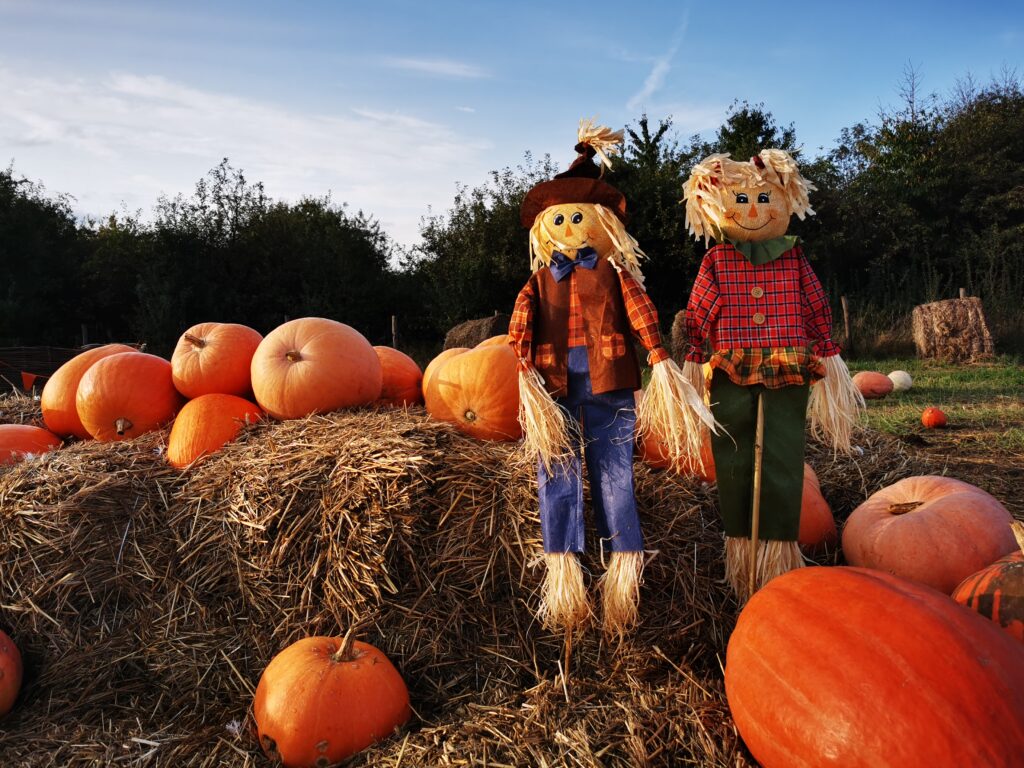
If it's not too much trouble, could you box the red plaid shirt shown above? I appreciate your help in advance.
[684,243,840,364]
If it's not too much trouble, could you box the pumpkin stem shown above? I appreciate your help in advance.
[1012,521,1024,555]
[331,627,359,663]
[115,418,133,436]
[888,501,923,516]
[183,333,206,349]
[285,350,303,363]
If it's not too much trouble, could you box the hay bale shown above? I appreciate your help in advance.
[444,314,511,350]
[911,297,995,362]
[669,310,688,364]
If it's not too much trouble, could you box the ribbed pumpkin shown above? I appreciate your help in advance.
[76,352,183,441]
[798,464,837,556]
[476,334,510,347]
[852,370,893,399]
[167,394,263,468]
[0,424,62,465]
[171,322,262,398]
[842,475,1016,593]
[422,347,468,403]
[373,346,423,407]
[254,635,411,767]
[250,318,382,420]
[952,521,1024,642]
[726,566,1024,768]
[921,406,947,428]
[0,629,22,718]
[41,343,135,438]
[423,344,521,441]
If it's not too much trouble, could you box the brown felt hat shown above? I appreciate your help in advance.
[520,142,627,228]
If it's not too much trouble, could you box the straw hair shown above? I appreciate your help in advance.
[638,358,719,473]
[599,550,645,644]
[538,552,592,634]
[577,118,624,171]
[808,354,865,454]
[528,203,646,284]
[518,366,576,473]
[724,537,805,603]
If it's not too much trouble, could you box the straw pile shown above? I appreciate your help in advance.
[0,392,935,766]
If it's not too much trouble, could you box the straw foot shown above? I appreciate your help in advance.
[725,537,804,603]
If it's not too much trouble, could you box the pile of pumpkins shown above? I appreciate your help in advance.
[853,368,948,428]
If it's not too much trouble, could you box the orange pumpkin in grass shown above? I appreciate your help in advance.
[952,522,1024,642]
[0,629,22,718]
[166,393,263,468]
[373,346,423,407]
[251,318,382,420]
[842,475,1016,594]
[76,352,183,441]
[0,424,61,465]
[171,322,262,399]
[254,635,410,767]
[41,343,135,438]
[423,344,521,440]
[852,370,894,400]
[921,406,947,428]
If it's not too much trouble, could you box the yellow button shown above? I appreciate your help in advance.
[751,286,764,299]
[752,312,766,325]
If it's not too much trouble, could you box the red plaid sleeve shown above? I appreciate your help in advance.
[798,250,840,358]
[617,270,669,365]
[684,249,722,363]
[508,278,536,370]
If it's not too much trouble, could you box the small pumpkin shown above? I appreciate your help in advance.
[41,343,135,439]
[76,352,183,441]
[725,566,1024,768]
[423,344,521,441]
[0,424,62,465]
[0,629,22,718]
[888,369,913,392]
[842,475,1016,593]
[921,406,947,429]
[952,521,1024,642]
[166,394,263,468]
[852,370,894,400]
[254,634,411,767]
[171,322,262,399]
[798,464,837,556]
[373,347,423,407]
[250,318,382,420]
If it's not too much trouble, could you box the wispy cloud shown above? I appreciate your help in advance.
[0,66,491,244]
[456,105,476,113]
[626,12,690,112]
[382,56,489,79]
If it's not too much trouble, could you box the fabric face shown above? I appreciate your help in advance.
[719,182,791,242]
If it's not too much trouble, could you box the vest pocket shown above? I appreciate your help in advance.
[601,333,626,360]
[535,343,556,368]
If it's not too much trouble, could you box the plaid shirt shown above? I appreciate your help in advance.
[710,347,826,388]
[685,244,839,384]
[509,259,669,369]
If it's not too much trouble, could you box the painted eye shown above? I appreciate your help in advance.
[735,193,749,204]
[757,192,770,204]
[553,213,564,225]
[571,212,583,224]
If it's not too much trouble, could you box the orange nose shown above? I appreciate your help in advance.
[564,223,574,236]
[747,204,759,219]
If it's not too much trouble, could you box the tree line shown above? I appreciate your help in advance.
[2,70,1021,358]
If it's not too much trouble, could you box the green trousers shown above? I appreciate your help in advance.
[709,371,809,541]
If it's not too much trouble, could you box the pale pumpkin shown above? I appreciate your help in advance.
[373,346,423,407]
[0,424,62,465]
[75,352,183,441]
[41,343,135,439]
[0,629,22,718]
[166,394,262,468]
[423,344,521,441]
[171,322,262,398]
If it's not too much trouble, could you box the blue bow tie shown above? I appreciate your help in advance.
[549,247,598,282]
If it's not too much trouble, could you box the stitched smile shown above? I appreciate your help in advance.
[727,214,774,231]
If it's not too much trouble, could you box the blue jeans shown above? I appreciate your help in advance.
[538,346,643,553]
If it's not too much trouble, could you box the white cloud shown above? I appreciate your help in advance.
[382,56,489,79]
[626,13,690,112]
[0,65,492,245]
[456,105,476,113]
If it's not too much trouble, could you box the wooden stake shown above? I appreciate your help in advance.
[749,392,765,598]
[391,315,398,348]
[959,287,967,299]
[840,296,853,356]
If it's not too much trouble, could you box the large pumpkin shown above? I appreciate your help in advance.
[41,343,135,438]
[76,352,183,441]
[0,629,22,718]
[952,521,1024,641]
[423,344,521,441]
[373,346,423,407]
[166,394,263,468]
[798,464,837,556]
[852,371,893,400]
[171,322,262,399]
[422,347,468,402]
[725,566,1024,768]
[842,475,1016,593]
[0,424,62,465]
[254,635,411,767]
[250,318,382,420]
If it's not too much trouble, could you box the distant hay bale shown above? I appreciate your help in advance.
[443,314,511,350]
[912,297,995,362]
[670,309,688,364]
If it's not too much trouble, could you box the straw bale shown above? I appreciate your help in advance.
[0,390,45,426]
[912,297,995,362]
[669,309,689,364]
[443,314,511,350]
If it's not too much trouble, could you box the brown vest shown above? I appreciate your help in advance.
[530,257,641,397]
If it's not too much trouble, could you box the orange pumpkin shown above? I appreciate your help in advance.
[726,566,1024,768]
[41,343,135,439]
[422,347,468,403]
[76,352,183,441]
[0,424,62,465]
[166,394,263,468]
[171,322,262,399]
[842,475,1016,593]
[852,371,894,400]
[373,346,423,407]
[250,318,382,420]
[952,522,1024,642]
[254,635,411,767]
[476,334,511,347]
[921,406,947,429]
[798,464,837,556]
[0,629,22,718]
[423,344,521,441]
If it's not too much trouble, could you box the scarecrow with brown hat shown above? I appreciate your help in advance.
[681,150,863,602]
[509,120,714,644]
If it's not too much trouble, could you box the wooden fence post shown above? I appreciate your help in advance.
[841,296,853,356]
[959,287,967,299]
[391,315,398,348]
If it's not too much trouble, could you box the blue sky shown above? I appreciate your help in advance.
[1,0,1020,246]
